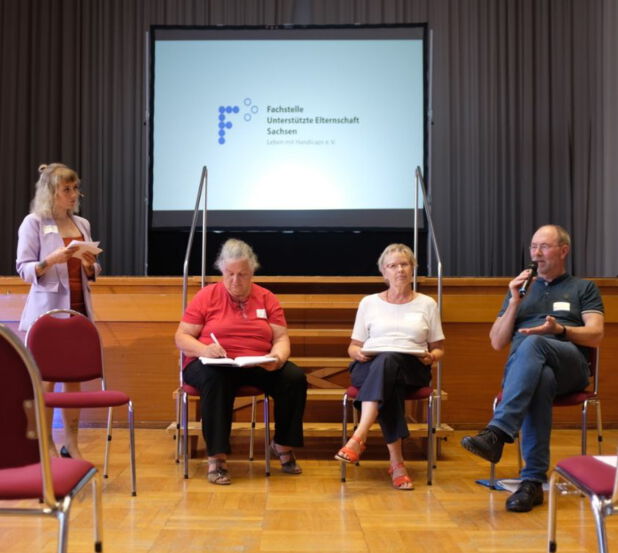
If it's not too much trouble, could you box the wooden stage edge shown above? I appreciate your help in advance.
[1,275,617,430]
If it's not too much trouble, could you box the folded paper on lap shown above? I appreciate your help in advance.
[360,346,426,356]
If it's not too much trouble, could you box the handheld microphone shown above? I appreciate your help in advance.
[518,261,538,297]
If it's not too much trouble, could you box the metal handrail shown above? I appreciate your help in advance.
[413,166,444,428]
[178,166,208,387]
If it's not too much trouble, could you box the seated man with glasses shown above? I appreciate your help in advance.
[461,224,604,512]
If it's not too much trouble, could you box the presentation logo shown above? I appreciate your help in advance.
[218,98,259,145]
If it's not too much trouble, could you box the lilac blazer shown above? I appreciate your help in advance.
[16,213,102,331]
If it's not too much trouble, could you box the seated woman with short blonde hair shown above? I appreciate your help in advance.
[335,243,445,490]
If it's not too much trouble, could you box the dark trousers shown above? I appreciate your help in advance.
[350,352,431,444]
[183,359,307,456]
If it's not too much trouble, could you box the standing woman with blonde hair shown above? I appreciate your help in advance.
[16,163,101,458]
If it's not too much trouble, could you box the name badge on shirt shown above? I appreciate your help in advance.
[43,225,58,234]
[256,308,267,319]
[553,301,571,312]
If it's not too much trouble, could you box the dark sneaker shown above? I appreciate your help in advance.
[505,480,544,512]
[460,427,505,464]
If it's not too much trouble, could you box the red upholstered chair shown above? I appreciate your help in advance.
[177,362,271,478]
[548,453,618,553]
[26,309,137,496]
[0,323,103,553]
[489,348,602,488]
[339,384,436,485]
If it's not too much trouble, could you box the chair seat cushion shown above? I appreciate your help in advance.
[235,385,267,397]
[44,390,130,408]
[553,391,596,406]
[181,383,200,396]
[0,457,95,499]
[495,390,595,406]
[556,456,616,498]
[182,383,266,398]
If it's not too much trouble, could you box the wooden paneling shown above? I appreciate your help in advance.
[1,275,617,428]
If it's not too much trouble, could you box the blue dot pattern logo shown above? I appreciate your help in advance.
[217,99,258,145]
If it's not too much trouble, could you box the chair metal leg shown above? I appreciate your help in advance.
[547,471,559,552]
[263,395,271,476]
[249,396,256,461]
[431,392,440,469]
[594,399,603,454]
[517,433,523,472]
[426,393,434,485]
[182,391,190,479]
[489,461,497,489]
[103,407,113,479]
[128,400,137,496]
[92,472,103,552]
[340,394,349,482]
[175,388,182,463]
[581,400,589,455]
[56,494,75,553]
[56,510,69,553]
[590,495,610,553]
[489,397,497,488]
[352,403,360,466]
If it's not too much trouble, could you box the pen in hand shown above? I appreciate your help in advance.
[209,333,226,357]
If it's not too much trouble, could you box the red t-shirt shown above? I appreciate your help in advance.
[182,281,287,366]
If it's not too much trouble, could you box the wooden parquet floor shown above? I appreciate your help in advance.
[1,428,616,552]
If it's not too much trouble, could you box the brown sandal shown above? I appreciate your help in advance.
[270,442,302,474]
[207,459,231,485]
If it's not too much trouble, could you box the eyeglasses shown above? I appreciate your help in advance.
[385,262,411,270]
[529,243,559,252]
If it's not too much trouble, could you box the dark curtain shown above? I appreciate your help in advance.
[602,0,618,278]
[0,0,614,276]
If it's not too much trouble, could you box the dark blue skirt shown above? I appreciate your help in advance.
[349,352,431,404]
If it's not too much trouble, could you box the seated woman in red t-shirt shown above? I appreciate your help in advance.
[175,239,307,485]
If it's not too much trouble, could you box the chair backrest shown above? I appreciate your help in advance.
[0,325,41,469]
[26,309,104,383]
[588,347,600,394]
[612,449,618,505]
[0,324,62,505]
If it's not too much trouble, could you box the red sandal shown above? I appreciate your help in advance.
[335,434,366,464]
[388,462,414,490]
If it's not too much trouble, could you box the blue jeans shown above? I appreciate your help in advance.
[490,335,590,482]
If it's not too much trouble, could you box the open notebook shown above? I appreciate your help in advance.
[199,356,276,367]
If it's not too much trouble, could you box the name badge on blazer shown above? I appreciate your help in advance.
[43,225,58,234]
